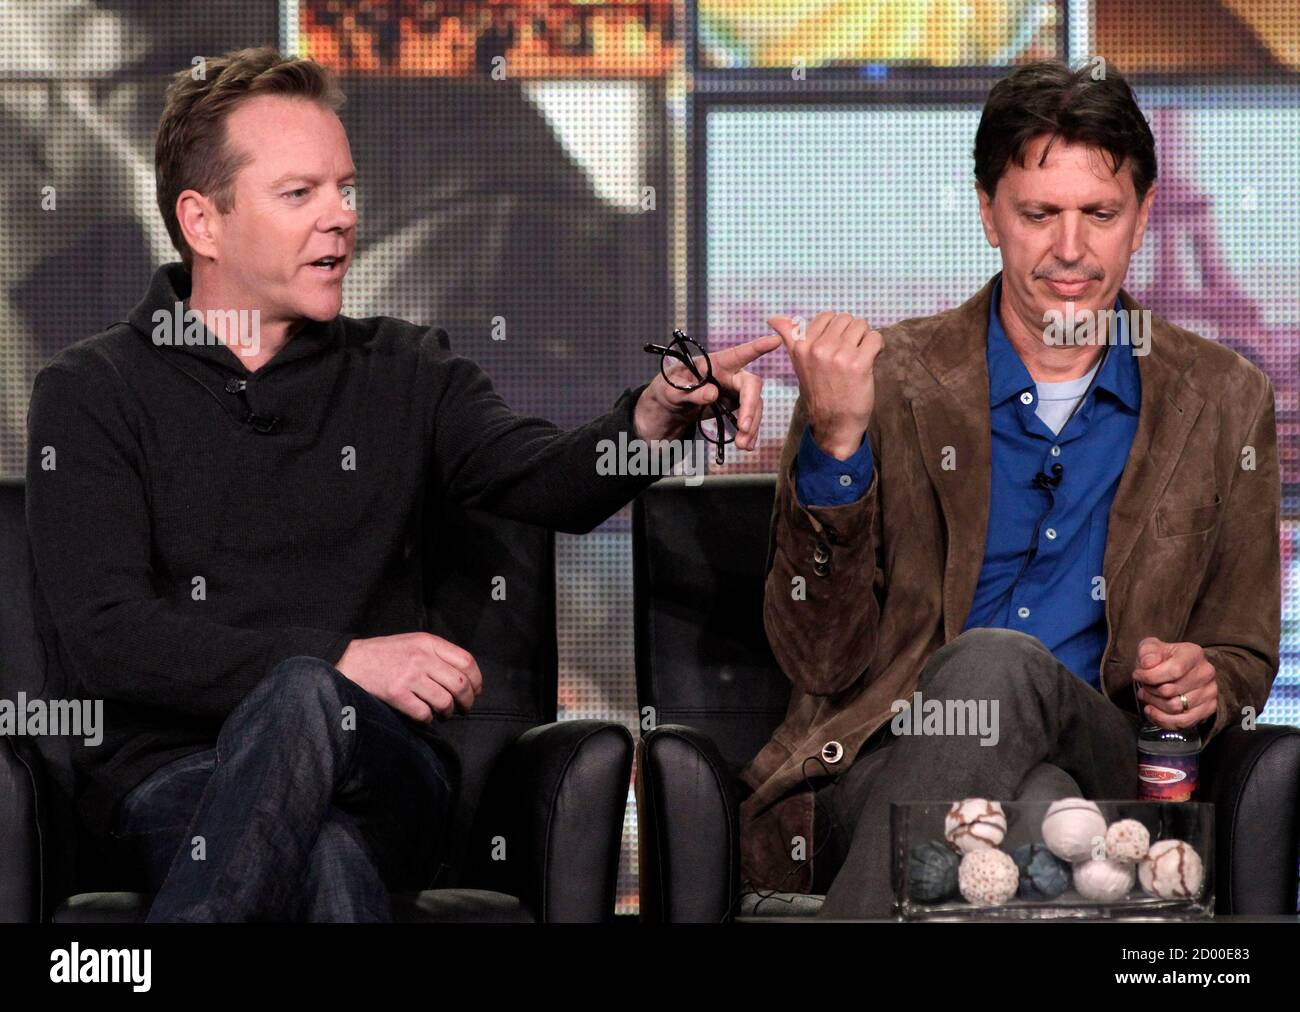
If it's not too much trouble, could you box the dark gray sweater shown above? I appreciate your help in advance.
[25,262,655,838]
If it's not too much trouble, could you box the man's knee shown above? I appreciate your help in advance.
[222,656,358,750]
[919,627,1055,695]
[248,655,350,712]
[946,627,1053,661]
[1015,761,1082,801]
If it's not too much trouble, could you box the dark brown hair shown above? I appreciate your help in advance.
[155,46,345,269]
[974,60,1156,203]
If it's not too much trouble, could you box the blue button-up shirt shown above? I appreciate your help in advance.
[795,278,1141,688]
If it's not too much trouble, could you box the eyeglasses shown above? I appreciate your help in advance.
[643,329,739,465]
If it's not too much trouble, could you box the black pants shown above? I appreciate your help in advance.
[809,628,1142,918]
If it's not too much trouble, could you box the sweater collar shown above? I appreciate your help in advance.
[126,262,340,375]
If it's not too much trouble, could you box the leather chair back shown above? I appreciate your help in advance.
[632,474,789,776]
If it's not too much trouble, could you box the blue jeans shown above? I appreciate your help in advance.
[110,656,455,922]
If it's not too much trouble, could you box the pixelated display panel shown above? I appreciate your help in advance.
[1096,0,1300,76]
[303,0,679,77]
[696,0,1063,70]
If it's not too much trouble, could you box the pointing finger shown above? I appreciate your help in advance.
[711,332,782,372]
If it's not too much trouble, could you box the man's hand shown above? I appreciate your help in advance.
[770,311,884,461]
[633,332,781,447]
[1132,637,1218,730]
[335,631,483,723]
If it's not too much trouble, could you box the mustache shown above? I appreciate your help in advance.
[1035,268,1105,281]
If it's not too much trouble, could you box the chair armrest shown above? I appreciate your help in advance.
[1201,723,1300,914]
[465,719,632,922]
[636,724,740,922]
[0,737,42,922]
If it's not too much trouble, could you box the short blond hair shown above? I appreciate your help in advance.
[155,46,345,269]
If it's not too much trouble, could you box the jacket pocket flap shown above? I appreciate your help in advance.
[1155,493,1222,537]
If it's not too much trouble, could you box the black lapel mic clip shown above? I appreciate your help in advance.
[1027,341,1107,493]
[1033,462,1064,489]
[223,376,281,433]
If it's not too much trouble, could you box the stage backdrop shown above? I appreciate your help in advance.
[2,1,1296,914]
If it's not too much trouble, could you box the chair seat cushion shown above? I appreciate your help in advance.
[54,892,150,923]
[393,888,534,922]
[53,888,535,923]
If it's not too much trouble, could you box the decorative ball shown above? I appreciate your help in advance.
[1074,858,1136,902]
[1138,840,1204,899]
[944,798,1007,853]
[958,848,1020,906]
[1041,798,1107,863]
[1012,843,1071,900]
[1105,819,1151,863]
[908,840,960,902]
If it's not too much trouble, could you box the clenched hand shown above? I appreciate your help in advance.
[335,631,483,722]
[768,311,884,460]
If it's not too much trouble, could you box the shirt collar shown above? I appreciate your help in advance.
[986,274,1140,412]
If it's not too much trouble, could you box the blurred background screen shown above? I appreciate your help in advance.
[695,0,1063,70]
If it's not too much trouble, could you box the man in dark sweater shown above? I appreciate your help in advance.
[24,47,777,921]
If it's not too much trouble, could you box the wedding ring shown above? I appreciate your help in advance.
[1180,693,1190,713]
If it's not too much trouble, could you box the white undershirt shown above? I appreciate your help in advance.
[1033,355,1103,436]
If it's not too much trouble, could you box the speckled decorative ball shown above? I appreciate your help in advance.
[944,799,1007,853]
[1073,858,1136,901]
[1105,819,1151,863]
[1138,840,1204,899]
[909,840,961,902]
[958,848,1020,906]
[1041,798,1107,863]
[1012,843,1071,900]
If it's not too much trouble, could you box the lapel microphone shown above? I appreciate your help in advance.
[224,376,281,433]
[1029,341,1108,492]
[1033,462,1064,489]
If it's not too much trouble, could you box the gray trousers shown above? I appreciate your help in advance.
[811,627,1142,919]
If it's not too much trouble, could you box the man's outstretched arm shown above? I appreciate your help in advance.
[426,329,779,533]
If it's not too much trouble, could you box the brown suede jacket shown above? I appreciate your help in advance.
[742,272,1281,894]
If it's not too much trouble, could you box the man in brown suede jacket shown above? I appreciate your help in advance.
[743,61,1281,918]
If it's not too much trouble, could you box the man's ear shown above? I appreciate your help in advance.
[1131,183,1157,254]
[176,189,221,263]
[976,184,999,249]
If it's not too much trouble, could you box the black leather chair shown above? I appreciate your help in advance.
[633,474,1300,921]
[0,476,632,922]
